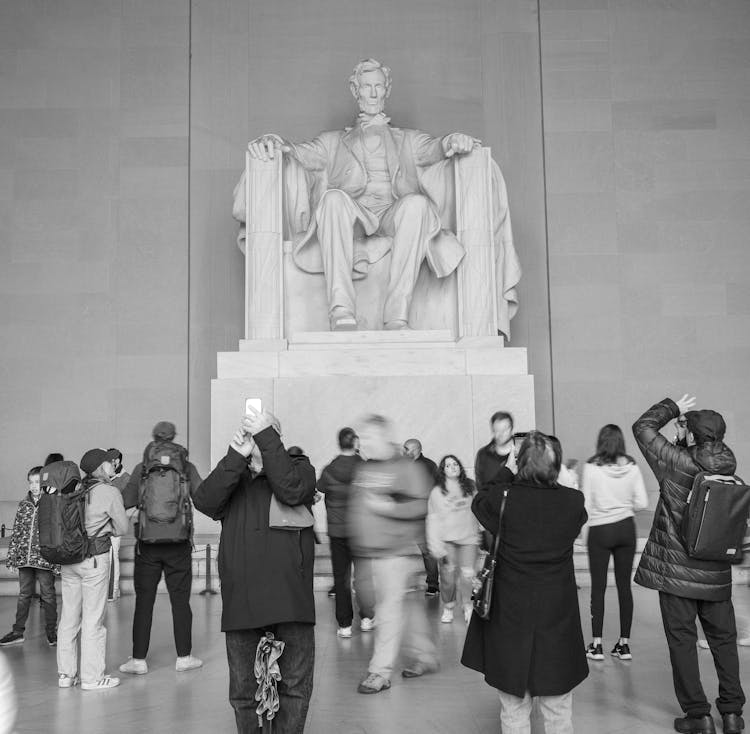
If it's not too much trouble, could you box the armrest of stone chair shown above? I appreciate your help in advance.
[453,147,498,338]
[243,151,284,340]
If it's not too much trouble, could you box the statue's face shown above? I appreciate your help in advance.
[355,68,388,116]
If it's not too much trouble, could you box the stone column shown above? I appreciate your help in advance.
[244,152,284,340]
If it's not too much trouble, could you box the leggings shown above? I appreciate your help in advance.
[587,517,636,638]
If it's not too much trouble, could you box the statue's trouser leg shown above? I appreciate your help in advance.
[380,194,438,325]
[315,189,359,318]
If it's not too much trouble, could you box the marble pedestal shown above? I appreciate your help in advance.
[210,330,535,483]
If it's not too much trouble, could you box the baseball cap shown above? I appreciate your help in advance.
[80,448,120,475]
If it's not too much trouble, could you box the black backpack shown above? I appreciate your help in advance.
[681,472,750,562]
[38,461,109,565]
[137,441,192,544]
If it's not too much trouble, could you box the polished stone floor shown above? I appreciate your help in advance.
[2,585,749,733]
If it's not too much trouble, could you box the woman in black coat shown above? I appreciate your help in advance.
[462,431,588,734]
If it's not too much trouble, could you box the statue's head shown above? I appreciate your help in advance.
[349,58,391,116]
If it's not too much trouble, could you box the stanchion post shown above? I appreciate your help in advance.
[199,543,218,596]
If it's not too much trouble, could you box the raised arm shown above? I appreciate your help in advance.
[632,395,695,482]
[254,427,316,507]
[192,446,249,521]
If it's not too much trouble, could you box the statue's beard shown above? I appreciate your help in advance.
[358,99,385,116]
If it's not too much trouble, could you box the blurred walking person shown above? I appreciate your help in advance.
[350,415,437,694]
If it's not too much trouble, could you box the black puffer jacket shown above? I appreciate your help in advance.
[633,398,737,601]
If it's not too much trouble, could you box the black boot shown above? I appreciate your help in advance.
[673,715,716,734]
[722,713,745,734]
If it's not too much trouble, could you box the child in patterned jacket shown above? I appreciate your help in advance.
[0,466,60,647]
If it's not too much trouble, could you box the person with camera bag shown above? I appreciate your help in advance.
[633,395,746,734]
[462,431,588,734]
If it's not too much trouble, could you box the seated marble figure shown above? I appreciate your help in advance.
[233,58,520,336]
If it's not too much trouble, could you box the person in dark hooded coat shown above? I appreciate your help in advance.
[462,431,588,734]
[633,395,746,734]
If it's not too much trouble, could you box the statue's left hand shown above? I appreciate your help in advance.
[443,132,482,158]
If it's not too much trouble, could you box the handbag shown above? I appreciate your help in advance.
[471,488,508,621]
[268,494,314,530]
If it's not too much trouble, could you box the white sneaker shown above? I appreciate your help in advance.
[58,673,79,688]
[175,655,203,672]
[441,607,454,624]
[81,676,120,691]
[698,639,710,650]
[360,617,374,632]
[337,626,353,638]
[119,657,148,675]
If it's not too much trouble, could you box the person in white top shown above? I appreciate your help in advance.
[581,424,648,662]
[426,455,481,625]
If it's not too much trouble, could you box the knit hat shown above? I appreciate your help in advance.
[152,421,177,441]
[685,410,726,444]
[80,448,120,475]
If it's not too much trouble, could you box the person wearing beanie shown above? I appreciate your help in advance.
[633,395,745,734]
[119,422,203,676]
[57,450,128,691]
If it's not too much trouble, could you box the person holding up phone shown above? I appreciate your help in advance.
[193,405,317,733]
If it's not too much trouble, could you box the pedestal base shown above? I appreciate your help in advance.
[211,331,535,483]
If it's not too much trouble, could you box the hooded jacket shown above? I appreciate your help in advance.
[316,453,362,538]
[581,460,648,528]
[5,493,59,573]
[192,428,317,631]
[633,398,737,601]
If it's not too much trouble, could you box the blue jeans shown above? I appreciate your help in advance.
[15,567,57,634]
[225,622,315,734]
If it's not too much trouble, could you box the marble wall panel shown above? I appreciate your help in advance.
[0,1,189,499]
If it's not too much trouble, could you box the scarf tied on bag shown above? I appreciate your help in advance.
[254,632,285,728]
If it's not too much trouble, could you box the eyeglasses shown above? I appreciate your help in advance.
[676,418,687,427]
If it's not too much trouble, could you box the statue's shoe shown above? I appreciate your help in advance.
[383,320,411,330]
[331,316,357,331]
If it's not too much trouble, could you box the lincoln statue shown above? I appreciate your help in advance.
[234,58,521,336]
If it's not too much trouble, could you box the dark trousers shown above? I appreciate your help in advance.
[329,535,374,627]
[132,541,193,658]
[587,517,636,638]
[14,567,57,634]
[659,591,746,717]
[226,622,314,734]
[417,542,439,589]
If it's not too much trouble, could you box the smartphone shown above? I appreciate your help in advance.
[512,432,528,457]
[245,397,262,414]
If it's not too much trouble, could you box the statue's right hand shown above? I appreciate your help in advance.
[248,134,290,161]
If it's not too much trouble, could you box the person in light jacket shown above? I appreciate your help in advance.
[581,424,648,662]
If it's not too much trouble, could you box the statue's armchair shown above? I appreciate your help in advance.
[234,147,518,340]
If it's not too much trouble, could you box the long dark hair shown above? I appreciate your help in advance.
[516,431,560,486]
[587,424,635,466]
[437,454,475,497]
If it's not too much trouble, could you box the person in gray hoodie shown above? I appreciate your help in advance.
[317,427,373,638]
[581,424,648,662]
[633,395,745,734]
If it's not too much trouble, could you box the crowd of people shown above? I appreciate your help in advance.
[0,397,748,734]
